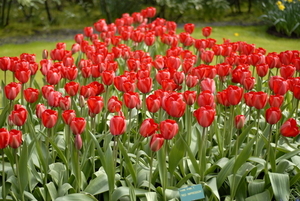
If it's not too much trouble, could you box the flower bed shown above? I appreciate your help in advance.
[0,6,300,201]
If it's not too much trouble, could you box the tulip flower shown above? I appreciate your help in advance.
[24,88,39,103]
[226,85,243,106]
[110,116,126,136]
[59,96,71,110]
[150,134,164,152]
[280,118,299,137]
[123,92,140,109]
[234,115,246,129]
[10,107,28,127]
[146,94,161,113]
[137,77,153,94]
[74,134,83,150]
[15,65,31,84]
[194,106,216,127]
[160,119,179,140]
[184,23,195,34]
[183,90,197,105]
[265,107,282,125]
[8,129,22,149]
[70,117,86,135]
[139,118,158,137]
[41,109,58,128]
[4,82,21,100]
[87,96,104,115]
[197,90,215,108]
[0,128,10,149]
[164,93,186,118]
[269,95,284,108]
[64,81,79,96]
[202,27,212,38]
[62,110,76,125]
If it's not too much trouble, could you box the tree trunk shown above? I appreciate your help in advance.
[1,0,7,27]
[248,0,252,13]
[99,0,112,24]
[4,0,12,26]
[45,0,52,22]
[236,0,241,13]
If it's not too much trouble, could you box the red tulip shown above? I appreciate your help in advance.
[201,78,216,93]
[74,134,83,150]
[269,76,289,95]
[197,90,215,108]
[184,23,195,34]
[217,90,230,107]
[269,95,284,108]
[227,85,243,106]
[179,32,194,47]
[84,26,93,37]
[164,93,186,118]
[201,50,214,64]
[0,128,10,149]
[123,92,140,109]
[94,19,108,32]
[41,109,58,128]
[4,82,21,100]
[137,77,153,94]
[265,107,282,125]
[102,70,115,86]
[10,107,28,127]
[64,66,78,81]
[144,32,155,46]
[146,94,161,113]
[15,65,31,84]
[41,85,54,99]
[202,27,212,38]
[160,119,179,140]
[47,91,62,108]
[280,64,296,79]
[280,118,299,137]
[234,115,246,129]
[59,96,71,110]
[0,56,11,71]
[256,63,269,77]
[110,116,126,136]
[64,81,79,96]
[107,96,122,113]
[194,106,216,127]
[242,76,255,91]
[185,74,199,88]
[252,91,268,110]
[87,96,104,115]
[24,88,39,103]
[36,104,46,119]
[9,129,22,149]
[62,110,76,125]
[183,90,197,105]
[140,118,158,137]
[150,134,164,152]
[70,117,86,135]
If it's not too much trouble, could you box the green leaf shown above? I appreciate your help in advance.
[0,103,9,127]
[216,158,234,189]
[233,137,255,174]
[57,183,74,197]
[118,137,137,185]
[46,182,58,200]
[19,142,29,193]
[111,187,148,201]
[276,149,300,164]
[245,190,270,201]
[54,193,98,201]
[205,177,220,200]
[168,135,186,175]
[276,159,291,173]
[145,192,157,201]
[269,172,290,201]
[248,180,265,196]
[84,170,109,195]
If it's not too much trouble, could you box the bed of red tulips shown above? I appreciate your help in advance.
[0,6,300,201]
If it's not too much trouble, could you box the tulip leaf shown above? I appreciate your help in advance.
[58,183,74,197]
[269,172,290,201]
[84,170,109,195]
[216,157,234,189]
[111,187,148,201]
[168,135,186,175]
[118,137,137,186]
[205,177,220,200]
[232,136,255,174]
[0,103,9,127]
[245,190,270,201]
[54,193,98,201]
[46,182,58,201]
[276,149,300,164]
[145,192,157,201]
[290,167,300,186]
[248,179,265,196]
[19,141,29,193]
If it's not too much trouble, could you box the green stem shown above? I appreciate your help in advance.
[21,84,24,106]
[228,106,235,156]
[2,150,6,201]
[265,125,273,175]
[148,151,154,192]
[198,127,207,183]
[254,109,262,156]
[14,149,25,201]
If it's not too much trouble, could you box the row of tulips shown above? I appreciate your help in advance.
[1,6,300,201]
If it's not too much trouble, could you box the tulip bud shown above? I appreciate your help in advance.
[234,115,246,129]
[150,134,164,152]
[9,129,23,149]
[74,134,83,150]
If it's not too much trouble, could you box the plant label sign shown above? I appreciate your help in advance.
[179,184,205,201]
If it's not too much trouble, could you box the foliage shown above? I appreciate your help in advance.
[260,0,300,37]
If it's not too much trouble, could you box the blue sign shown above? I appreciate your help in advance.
[179,185,205,201]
